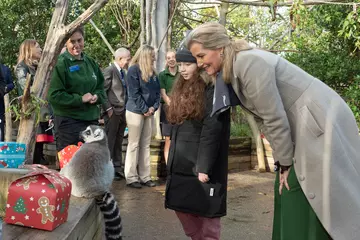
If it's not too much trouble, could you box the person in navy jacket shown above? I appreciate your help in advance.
[125,45,160,188]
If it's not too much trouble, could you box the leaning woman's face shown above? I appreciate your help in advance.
[190,42,222,76]
[66,31,84,57]
[178,62,198,80]
[31,42,42,61]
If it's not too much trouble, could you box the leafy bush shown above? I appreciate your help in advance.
[230,122,252,137]
[342,76,360,127]
[230,106,252,137]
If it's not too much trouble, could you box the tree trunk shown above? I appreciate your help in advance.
[140,0,146,45]
[145,0,152,45]
[151,0,158,51]
[219,2,229,25]
[4,94,12,142]
[167,0,176,49]
[16,0,109,162]
[146,0,169,140]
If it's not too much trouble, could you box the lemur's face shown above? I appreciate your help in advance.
[80,125,105,143]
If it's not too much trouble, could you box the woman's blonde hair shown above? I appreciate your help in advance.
[130,45,156,82]
[186,22,251,83]
[17,39,39,66]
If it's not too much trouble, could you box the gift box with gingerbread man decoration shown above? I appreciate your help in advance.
[4,169,72,231]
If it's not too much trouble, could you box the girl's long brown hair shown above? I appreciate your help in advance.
[166,72,209,125]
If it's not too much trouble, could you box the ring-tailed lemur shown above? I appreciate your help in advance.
[60,125,122,240]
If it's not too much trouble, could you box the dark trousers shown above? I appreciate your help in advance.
[105,111,126,172]
[54,115,98,152]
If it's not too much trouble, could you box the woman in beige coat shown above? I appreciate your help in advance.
[187,22,360,240]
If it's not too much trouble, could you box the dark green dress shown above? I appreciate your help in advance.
[272,167,332,240]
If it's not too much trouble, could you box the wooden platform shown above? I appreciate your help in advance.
[2,197,103,240]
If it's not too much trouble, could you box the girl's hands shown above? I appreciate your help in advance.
[198,173,209,183]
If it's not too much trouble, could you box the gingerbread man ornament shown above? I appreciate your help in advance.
[16,176,38,190]
[36,196,55,224]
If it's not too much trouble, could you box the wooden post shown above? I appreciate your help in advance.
[246,114,266,172]
[4,94,12,142]
[16,0,109,162]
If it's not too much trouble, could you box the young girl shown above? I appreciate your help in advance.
[165,48,230,240]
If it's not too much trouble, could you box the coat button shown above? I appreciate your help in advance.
[298,175,305,181]
[308,193,316,199]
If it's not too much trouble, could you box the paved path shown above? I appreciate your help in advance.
[114,171,275,240]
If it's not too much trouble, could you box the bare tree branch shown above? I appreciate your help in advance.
[179,6,217,11]
[183,0,359,6]
[66,0,109,35]
[128,30,141,49]
[178,14,205,23]
[110,3,128,38]
[89,19,115,55]
[268,49,300,53]
[183,3,218,19]
[177,17,193,30]
[118,29,141,49]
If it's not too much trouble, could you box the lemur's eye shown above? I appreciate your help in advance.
[85,130,91,135]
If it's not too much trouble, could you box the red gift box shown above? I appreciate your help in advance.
[58,142,83,169]
[5,169,72,231]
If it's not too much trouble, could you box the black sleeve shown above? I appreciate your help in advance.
[196,85,226,175]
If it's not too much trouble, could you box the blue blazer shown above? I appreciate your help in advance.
[125,64,160,114]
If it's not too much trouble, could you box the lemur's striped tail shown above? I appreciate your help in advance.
[95,192,123,240]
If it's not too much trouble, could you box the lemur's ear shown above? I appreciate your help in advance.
[94,128,101,137]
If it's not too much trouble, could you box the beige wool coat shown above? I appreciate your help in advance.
[231,48,360,240]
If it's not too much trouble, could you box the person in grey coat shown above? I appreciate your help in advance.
[102,48,131,181]
[187,22,360,240]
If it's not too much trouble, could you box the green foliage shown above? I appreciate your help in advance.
[0,0,53,67]
[342,76,360,126]
[231,107,252,137]
[8,94,46,125]
[285,5,360,126]
[285,5,358,86]
[339,9,360,50]
[231,122,252,137]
